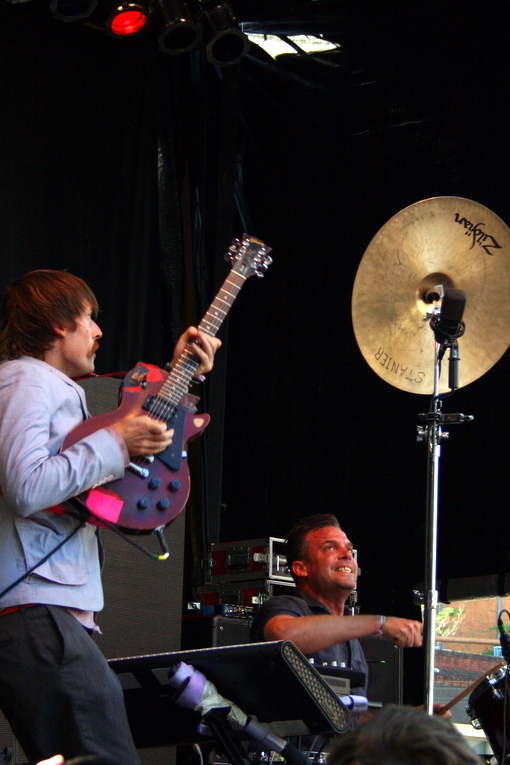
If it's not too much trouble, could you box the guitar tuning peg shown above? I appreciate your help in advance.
[225,239,241,262]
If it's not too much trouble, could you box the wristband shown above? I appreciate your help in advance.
[378,615,386,635]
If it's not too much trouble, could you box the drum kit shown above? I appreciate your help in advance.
[351,197,510,761]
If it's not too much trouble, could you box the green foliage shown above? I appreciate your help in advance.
[435,606,466,638]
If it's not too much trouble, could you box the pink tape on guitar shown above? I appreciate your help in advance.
[84,487,124,526]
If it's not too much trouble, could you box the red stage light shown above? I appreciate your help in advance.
[107,3,149,36]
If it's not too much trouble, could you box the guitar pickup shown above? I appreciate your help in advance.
[142,395,177,424]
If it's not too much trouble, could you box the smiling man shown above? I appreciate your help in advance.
[0,270,220,765]
[250,514,424,698]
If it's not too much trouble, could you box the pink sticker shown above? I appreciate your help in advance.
[85,488,123,523]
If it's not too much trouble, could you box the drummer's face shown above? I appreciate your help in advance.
[293,526,358,598]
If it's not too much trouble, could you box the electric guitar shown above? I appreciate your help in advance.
[62,234,272,532]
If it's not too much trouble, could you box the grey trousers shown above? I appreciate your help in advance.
[0,604,141,765]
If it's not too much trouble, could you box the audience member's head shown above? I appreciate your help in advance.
[328,704,480,765]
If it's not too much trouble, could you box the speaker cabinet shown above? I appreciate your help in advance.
[360,636,403,705]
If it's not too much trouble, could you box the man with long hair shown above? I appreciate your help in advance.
[0,270,220,765]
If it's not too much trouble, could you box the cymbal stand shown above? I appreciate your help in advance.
[417,330,473,714]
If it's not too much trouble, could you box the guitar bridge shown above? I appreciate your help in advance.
[128,462,150,478]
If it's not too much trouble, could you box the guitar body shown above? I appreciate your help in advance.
[63,363,210,532]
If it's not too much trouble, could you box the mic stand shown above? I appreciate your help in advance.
[417,331,473,715]
[202,709,252,765]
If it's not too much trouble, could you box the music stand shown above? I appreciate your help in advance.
[108,640,355,748]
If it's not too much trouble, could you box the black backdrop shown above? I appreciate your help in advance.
[2,0,510,703]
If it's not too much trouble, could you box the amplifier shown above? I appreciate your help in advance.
[205,538,292,584]
[197,578,296,609]
[181,614,252,650]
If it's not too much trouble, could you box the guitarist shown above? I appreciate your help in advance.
[0,269,220,765]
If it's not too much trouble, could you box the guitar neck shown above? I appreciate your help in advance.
[158,269,247,405]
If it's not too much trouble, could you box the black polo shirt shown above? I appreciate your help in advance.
[250,589,368,696]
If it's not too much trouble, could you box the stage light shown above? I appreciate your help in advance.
[50,0,97,21]
[199,2,249,66]
[154,0,201,54]
[106,1,150,36]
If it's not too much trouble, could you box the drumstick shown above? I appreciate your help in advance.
[438,660,507,713]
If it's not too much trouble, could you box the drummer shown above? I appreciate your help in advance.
[250,514,449,713]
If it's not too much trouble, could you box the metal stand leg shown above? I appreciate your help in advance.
[418,332,473,713]
[421,363,442,715]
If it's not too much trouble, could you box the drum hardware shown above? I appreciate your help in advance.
[467,664,510,763]
[435,661,506,717]
[351,196,510,714]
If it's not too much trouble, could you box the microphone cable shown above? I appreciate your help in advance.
[497,609,510,761]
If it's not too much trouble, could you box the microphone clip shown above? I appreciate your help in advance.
[430,315,466,344]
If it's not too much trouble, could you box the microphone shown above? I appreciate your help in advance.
[339,695,369,714]
[497,610,510,662]
[430,289,467,343]
[168,662,320,765]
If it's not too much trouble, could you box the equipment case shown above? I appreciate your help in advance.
[204,537,292,584]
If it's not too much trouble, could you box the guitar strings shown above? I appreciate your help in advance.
[132,275,241,466]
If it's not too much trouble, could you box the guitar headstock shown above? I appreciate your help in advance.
[226,234,273,278]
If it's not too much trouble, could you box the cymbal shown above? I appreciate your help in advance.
[351,196,510,394]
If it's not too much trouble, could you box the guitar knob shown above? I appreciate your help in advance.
[148,478,162,490]
[137,498,150,510]
[169,480,181,492]
[157,498,171,511]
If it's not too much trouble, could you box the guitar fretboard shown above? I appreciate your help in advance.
[155,270,247,409]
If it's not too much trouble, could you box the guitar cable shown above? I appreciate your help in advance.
[0,518,86,601]
[66,499,171,561]
[94,516,170,561]
[0,506,169,603]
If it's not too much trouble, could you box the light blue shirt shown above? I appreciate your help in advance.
[0,356,127,610]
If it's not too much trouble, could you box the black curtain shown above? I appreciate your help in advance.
[2,0,510,704]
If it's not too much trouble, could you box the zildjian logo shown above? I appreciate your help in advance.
[454,213,502,256]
